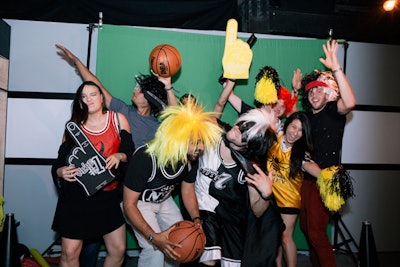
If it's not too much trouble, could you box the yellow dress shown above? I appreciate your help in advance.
[266,135,303,209]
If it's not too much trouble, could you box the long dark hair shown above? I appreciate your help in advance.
[65,81,106,145]
[283,111,313,178]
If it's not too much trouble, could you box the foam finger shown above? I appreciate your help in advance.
[225,19,238,46]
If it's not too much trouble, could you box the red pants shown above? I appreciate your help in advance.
[300,179,337,267]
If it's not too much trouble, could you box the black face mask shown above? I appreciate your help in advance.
[236,121,255,142]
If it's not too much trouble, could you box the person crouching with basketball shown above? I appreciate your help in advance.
[123,102,223,267]
[195,108,285,267]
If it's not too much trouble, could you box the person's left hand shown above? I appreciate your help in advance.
[320,40,341,71]
[245,164,274,199]
[151,226,182,261]
[151,69,173,90]
[105,153,122,169]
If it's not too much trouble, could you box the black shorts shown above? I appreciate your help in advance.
[199,210,245,265]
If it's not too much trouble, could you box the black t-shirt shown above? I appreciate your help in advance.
[307,101,346,169]
[124,145,196,203]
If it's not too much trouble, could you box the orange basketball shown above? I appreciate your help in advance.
[149,44,182,77]
[168,220,206,263]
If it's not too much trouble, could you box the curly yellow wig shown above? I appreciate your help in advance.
[146,102,223,170]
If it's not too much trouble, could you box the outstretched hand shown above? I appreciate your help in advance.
[292,68,302,92]
[222,19,253,79]
[55,44,78,65]
[319,40,341,70]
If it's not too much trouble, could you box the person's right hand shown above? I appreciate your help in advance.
[55,44,78,65]
[151,225,182,261]
[58,165,78,182]
[292,68,302,92]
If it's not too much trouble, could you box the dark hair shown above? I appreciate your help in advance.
[241,127,277,172]
[283,111,313,178]
[70,81,106,124]
[135,74,167,117]
[65,81,106,145]
[299,70,322,112]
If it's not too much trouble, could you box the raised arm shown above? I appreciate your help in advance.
[319,40,356,114]
[153,72,177,106]
[56,44,113,108]
[213,79,236,118]
[213,79,244,119]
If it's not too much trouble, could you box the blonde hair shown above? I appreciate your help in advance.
[147,102,223,170]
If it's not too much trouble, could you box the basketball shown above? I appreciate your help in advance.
[168,220,206,263]
[149,44,182,77]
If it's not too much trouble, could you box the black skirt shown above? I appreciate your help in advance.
[52,180,124,240]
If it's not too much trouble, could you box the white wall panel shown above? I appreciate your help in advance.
[342,111,400,164]
[5,98,71,158]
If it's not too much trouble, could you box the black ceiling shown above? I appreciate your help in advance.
[2,0,399,45]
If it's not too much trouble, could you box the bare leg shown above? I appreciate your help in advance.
[103,224,126,267]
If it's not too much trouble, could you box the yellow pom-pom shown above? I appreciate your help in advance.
[254,76,278,104]
[317,166,346,212]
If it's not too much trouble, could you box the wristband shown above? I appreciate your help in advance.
[192,216,203,224]
[332,66,342,74]
[73,58,79,66]
[165,87,174,91]
[148,233,154,243]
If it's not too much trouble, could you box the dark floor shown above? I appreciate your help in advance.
[87,250,397,267]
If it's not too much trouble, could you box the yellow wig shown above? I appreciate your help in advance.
[146,102,223,170]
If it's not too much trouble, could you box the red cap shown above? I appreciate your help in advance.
[305,80,329,91]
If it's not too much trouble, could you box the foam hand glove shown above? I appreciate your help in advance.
[222,19,252,79]
[67,122,115,196]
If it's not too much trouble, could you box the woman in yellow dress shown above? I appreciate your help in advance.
[267,111,315,267]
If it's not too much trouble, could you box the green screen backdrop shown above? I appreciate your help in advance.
[96,24,329,251]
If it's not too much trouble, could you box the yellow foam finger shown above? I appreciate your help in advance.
[224,19,238,48]
[222,19,253,79]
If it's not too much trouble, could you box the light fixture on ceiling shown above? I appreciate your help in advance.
[383,0,397,11]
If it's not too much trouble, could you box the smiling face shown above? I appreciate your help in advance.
[284,118,303,145]
[307,86,329,113]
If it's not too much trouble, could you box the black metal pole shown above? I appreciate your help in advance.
[86,23,95,69]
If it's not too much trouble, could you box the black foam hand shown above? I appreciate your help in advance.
[66,122,115,196]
